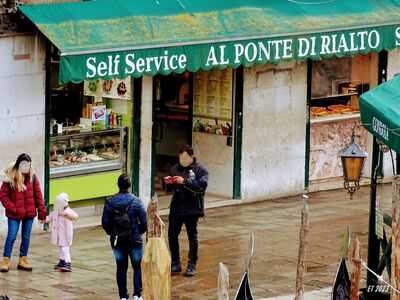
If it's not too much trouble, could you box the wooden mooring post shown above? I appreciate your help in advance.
[294,199,310,300]
[349,238,361,300]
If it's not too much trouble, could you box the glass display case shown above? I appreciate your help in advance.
[49,128,125,178]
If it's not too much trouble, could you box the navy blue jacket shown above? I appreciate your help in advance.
[167,161,208,217]
[101,192,147,246]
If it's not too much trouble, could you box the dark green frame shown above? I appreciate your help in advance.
[44,40,51,210]
[366,50,389,297]
[131,77,142,196]
[233,67,244,199]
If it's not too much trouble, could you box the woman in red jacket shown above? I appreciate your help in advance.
[0,153,47,272]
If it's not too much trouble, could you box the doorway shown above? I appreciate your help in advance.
[152,69,240,210]
[152,72,193,209]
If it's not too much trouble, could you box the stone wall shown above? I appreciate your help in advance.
[241,62,308,201]
[139,76,153,208]
[0,34,46,234]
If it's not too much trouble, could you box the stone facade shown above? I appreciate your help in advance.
[242,62,308,201]
[0,34,46,234]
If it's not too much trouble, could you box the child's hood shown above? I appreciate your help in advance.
[55,193,69,212]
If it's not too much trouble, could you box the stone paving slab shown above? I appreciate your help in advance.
[0,184,393,299]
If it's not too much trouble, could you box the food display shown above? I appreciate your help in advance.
[311,105,358,118]
[49,128,124,178]
[117,82,127,96]
[103,80,113,94]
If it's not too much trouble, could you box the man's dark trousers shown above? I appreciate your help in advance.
[168,214,199,265]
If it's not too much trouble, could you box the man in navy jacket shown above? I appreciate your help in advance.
[165,145,208,277]
[102,174,147,300]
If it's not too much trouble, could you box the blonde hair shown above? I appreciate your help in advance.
[4,165,32,192]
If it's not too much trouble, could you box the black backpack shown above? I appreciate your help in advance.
[107,199,132,238]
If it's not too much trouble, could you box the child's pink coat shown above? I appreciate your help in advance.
[49,207,79,247]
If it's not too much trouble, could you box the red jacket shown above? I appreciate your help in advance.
[0,174,47,220]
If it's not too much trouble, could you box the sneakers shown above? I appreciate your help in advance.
[17,256,32,271]
[133,296,143,300]
[54,260,66,270]
[171,261,182,274]
[0,257,10,273]
[60,262,71,272]
[184,263,196,277]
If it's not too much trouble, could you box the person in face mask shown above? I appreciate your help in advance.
[0,153,47,272]
[163,145,208,277]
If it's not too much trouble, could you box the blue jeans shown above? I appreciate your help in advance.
[3,218,34,258]
[112,244,143,298]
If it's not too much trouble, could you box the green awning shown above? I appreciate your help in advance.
[360,76,400,153]
[20,0,400,84]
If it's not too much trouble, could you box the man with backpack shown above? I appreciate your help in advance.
[102,174,147,300]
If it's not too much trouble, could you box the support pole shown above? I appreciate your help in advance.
[294,201,310,300]
[350,238,362,300]
[367,137,381,295]
[392,176,400,300]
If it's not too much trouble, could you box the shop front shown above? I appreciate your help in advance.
[19,0,400,209]
[48,46,139,206]
[308,53,380,190]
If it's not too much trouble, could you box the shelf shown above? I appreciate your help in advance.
[50,128,122,141]
[193,114,232,122]
[311,112,360,124]
[311,93,358,100]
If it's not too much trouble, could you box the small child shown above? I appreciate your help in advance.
[48,193,79,272]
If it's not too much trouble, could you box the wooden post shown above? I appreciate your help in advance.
[349,238,362,300]
[392,176,400,300]
[218,263,230,300]
[294,201,310,300]
[147,194,162,239]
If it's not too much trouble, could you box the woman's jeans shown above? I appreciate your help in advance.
[112,243,143,298]
[3,218,34,257]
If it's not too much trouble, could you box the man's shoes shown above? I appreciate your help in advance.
[60,262,71,272]
[184,263,196,277]
[133,296,143,300]
[54,259,66,270]
[0,257,10,273]
[17,256,32,271]
[171,261,182,274]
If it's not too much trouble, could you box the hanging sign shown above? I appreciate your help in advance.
[60,25,400,84]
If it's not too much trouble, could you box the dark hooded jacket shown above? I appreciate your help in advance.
[102,192,147,247]
[167,160,208,217]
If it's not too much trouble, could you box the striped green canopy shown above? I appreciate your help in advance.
[20,0,400,83]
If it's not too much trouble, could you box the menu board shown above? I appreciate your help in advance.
[194,69,232,119]
[84,77,132,100]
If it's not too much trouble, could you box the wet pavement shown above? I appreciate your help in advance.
[0,183,393,299]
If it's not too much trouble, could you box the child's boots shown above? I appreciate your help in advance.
[60,262,71,272]
[54,259,66,270]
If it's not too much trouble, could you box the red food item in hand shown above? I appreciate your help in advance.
[164,176,176,185]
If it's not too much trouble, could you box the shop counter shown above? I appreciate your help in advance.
[49,170,120,204]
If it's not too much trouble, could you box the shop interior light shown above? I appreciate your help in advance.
[339,129,368,199]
